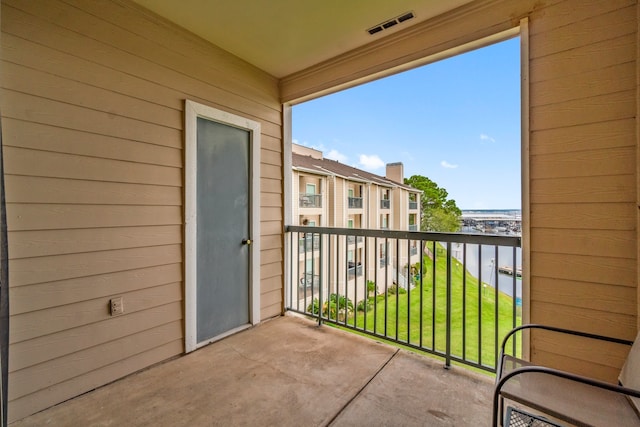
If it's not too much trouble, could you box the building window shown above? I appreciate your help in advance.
[306,183,316,194]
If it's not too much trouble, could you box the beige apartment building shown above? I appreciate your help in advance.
[291,144,421,308]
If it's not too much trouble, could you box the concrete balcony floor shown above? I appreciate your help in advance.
[12,315,494,426]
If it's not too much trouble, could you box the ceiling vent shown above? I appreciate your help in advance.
[367,11,415,36]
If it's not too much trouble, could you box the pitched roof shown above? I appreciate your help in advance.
[292,153,420,192]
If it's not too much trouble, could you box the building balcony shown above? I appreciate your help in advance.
[409,201,418,210]
[346,235,364,244]
[347,261,363,278]
[348,196,363,209]
[380,199,390,209]
[15,315,493,425]
[298,235,320,253]
[299,193,322,208]
[409,224,418,231]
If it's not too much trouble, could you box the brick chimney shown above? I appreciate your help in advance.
[386,162,404,183]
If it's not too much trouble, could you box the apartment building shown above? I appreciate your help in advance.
[291,144,422,308]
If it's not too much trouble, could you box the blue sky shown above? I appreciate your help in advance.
[292,37,521,210]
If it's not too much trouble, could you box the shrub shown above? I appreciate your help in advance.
[307,295,354,318]
[356,299,373,312]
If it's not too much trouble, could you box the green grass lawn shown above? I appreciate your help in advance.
[347,243,522,369]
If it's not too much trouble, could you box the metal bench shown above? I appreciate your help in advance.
[493,324,640,426]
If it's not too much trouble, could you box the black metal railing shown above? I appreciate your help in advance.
[298,236,320,253]
[380,199,390,209]
[348,197,363,209]
[299,272,320,289]
[347,235,364,244]
[286,225,523,373]
[347,262,363,278]
[299,193,322,208]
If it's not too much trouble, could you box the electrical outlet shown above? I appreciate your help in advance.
[110,296,124,316]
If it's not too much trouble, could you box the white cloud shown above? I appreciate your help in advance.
[326,149,347,163]
[480,133,496,143]
[358,154,385,170]
[441,160,458,169]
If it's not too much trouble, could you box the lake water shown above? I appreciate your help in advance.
[450,243,522,302]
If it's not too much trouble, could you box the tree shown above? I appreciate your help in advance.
[404,175,461,232]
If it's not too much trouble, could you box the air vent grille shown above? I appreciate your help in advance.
[367,11,415,36]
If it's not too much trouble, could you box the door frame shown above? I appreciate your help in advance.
[184,100,261,353]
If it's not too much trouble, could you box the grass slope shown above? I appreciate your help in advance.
[350,244,522,369]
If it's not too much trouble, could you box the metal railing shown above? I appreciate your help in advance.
[380,199,390,209]
[347,263,363,278]
[347,235,364,244]
[348,197,363,209]
[286,225,523,373]
[299,273,320,288]
[409,224,418,231]
[409,201,418,210]
[298,236,320,253]
[299,193,322,208]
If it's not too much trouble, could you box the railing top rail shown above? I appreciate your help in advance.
[286,225,521,247]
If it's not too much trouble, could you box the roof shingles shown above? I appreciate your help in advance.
[292,153,420,192]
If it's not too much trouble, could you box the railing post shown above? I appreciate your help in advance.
[318,232,323,326]
[445,241,452,369]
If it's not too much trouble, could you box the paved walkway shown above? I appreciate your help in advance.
[12,315,494,426]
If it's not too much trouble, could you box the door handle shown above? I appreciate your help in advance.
[242,238,251,245]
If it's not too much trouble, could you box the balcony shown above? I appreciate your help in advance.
[299,193,322,208]
[348,196,363,209]
[380,199,390,209]
[287,225,523,373]
[346,235,364,244]
[15,315,493,425]
[299,272,320,288]
[298,235,320,253]
[409,201,418,210]
[347,261,363,278]
[409,224,418,231]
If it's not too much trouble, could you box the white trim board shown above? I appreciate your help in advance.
[184,100,261,353]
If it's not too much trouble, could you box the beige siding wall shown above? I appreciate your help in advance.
[528,0,637,381]
[282,0,638,381]
[1,0,282,422]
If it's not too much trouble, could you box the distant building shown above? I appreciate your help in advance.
[291,144,422,304]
